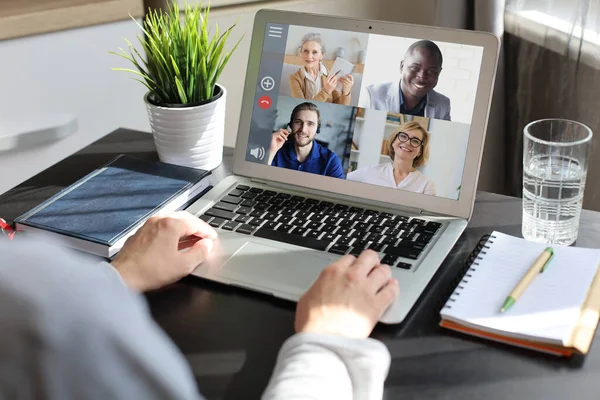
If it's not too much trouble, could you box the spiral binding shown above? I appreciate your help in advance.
[442,234,496,310]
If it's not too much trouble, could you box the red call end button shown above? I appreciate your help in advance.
[258,95,272,109]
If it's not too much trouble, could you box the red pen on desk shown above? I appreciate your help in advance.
[0,218,16,240]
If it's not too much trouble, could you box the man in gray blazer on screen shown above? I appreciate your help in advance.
[364,40,451,121]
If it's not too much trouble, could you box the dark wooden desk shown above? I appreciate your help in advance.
[1,128,600,400]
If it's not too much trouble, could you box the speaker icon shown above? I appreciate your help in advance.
[250,146,265,160]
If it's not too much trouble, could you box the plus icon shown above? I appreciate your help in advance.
[260,76,275,91]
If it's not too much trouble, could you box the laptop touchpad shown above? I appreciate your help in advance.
[217,241,334,296]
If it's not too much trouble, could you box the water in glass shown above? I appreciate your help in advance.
[522,155,585,246]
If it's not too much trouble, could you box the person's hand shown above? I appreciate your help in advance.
[270,128,290,154]
[323,72,340,95]
[111,211,217,292]
[339,74,354,96]
[295,250,399,339]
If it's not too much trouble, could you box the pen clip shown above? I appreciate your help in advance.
[540,247,554,273]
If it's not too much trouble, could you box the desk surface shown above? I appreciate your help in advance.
[1,128,600,400]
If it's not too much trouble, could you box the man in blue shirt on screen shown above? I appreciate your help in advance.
[268,102,345,179]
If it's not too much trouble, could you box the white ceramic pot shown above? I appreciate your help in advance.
[145,84,226,171]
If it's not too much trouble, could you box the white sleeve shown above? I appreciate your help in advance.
[424,177,437,196]
[262,333,391,400]
[346,169,360,182]
[359,85,374,109]
[346,166,369,184]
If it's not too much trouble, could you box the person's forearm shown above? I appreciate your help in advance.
[267,151,276,166]
[338,90,351,105]
[262,333,390,400]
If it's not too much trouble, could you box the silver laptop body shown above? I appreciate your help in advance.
[186,10,500,324]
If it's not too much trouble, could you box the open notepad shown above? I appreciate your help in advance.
[440,231,600,356]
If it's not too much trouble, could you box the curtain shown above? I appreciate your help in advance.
[504,0,600,211]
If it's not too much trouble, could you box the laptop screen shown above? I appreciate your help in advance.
[244,23,484,201]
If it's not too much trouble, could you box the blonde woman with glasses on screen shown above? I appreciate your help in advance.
[289,32,354,105]
[347,121,437,195]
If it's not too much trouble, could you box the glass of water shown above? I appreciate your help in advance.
[522,119,593,246]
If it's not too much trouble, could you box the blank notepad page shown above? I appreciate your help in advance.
[441,231,600,345]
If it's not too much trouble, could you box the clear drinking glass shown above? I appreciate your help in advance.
[522,119,593,246]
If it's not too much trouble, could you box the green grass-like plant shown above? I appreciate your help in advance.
[112,1,241,105]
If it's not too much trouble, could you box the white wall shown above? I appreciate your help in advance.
[358,34,483,125]
[0,20,149,196]
[419,118,470,200]
[284,25,369,63]
[353,108,387,167]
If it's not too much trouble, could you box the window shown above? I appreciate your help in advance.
[505,0,600,67]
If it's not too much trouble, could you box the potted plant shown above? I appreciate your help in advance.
[113,1,241,170]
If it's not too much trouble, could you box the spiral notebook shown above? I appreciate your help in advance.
[440,231,600,356]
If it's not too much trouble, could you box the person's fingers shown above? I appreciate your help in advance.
[275,130,288,140]
[162,211,218,239]
[350,250,381,275]
[367,264,392,293]
[375,278,400,311]
[179,237,214,270]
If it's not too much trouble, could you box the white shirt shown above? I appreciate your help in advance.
[0,237,391,400]
[347,162,437,195]
[302,62,328,99]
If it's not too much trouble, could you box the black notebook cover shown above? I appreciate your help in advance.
[14,154,211,248]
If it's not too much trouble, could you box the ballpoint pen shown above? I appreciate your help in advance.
[500,247,554,312]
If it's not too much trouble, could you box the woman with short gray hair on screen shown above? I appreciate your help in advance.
[289,32,354,105]
[347,121,437,195]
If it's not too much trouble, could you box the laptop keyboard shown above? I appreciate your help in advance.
[199,185,442,270]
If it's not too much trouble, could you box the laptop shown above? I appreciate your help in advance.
[186,9,500,324]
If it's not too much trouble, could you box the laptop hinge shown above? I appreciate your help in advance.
[249,178,427,216]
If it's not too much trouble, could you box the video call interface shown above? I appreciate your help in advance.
[245,23,484,201]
